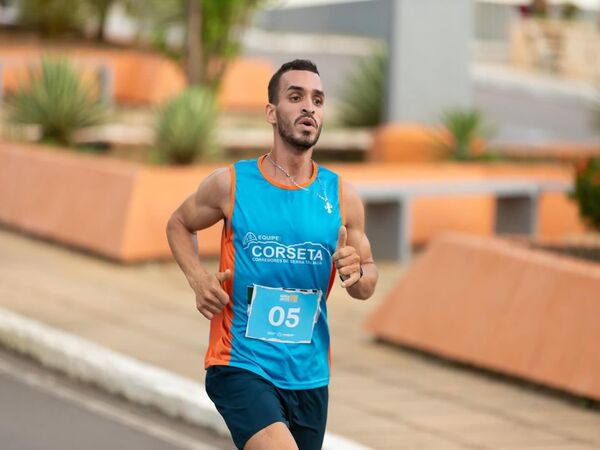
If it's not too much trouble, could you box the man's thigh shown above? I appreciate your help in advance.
[205,365,292,450]
[245,422,298,450]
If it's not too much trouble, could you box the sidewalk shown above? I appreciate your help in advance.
[1,227,599,449]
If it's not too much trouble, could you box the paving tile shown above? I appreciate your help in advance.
[499,445,600,450]
[2,229,600,450]
[449,421,572,448]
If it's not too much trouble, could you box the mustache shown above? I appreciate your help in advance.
[295,114,317,127]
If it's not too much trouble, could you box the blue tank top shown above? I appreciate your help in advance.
[204,155,343,389]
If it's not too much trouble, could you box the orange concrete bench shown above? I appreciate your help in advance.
[364,232,600,400]
[354,178,571,261]
[0,45,273,111]
[329,162,589,246]
[0,142,590,262]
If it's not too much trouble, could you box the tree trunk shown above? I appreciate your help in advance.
[95,0,113,42]
[186,0,203,85]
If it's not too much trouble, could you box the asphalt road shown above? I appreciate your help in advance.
[0,347,234,450]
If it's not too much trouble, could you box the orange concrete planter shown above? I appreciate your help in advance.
[0,142,590,261]
[0,46,185,105]
[0,141,222,262]
[364,232,600,400]
[217,58,274,113]
[0,45,273,111]
[369,123,485,163]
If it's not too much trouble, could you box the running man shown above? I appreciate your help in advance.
[166,59,378,450]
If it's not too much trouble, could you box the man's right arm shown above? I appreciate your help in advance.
[165,167,232,319]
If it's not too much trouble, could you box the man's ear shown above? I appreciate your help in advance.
[265,103,276,126]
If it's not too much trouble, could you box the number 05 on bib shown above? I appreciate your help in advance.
[246,285,322,344]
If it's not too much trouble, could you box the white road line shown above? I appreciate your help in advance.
[0,359,220,450]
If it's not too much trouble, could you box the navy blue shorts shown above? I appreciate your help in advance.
[205,365,328,450]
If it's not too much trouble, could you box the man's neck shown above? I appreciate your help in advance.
[267,143,314,184]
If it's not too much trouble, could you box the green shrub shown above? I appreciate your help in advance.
[560,2,580,21]
[440,108,488,161]
[572,159,600,231]
[337,51,386,128]
[154,87,218,165]
[18,0,87,36]
[6,58,106,146]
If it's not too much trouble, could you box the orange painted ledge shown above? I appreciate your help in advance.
[364,232,600,400]
[0,141,223,262]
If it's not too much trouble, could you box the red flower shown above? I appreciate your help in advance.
[575,159,589,175]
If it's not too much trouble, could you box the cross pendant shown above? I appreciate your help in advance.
[325,201,332,214]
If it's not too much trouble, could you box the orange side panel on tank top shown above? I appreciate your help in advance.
[204,165,236,368]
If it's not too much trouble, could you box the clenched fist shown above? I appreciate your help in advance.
[190,269,231,320]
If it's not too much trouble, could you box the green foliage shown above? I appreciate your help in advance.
[440,108,487,161]
[572,159,600,231]
[18,0,87,36]
[155,87,218,165]
[560,2,580,21]
[200,0,266,86]
[337,51,386,128]
[125,0,268,88]
[6,58,106,146]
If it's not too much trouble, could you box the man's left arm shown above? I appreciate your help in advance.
[332,181,378,300]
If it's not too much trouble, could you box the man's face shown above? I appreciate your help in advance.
[269,70,325,151]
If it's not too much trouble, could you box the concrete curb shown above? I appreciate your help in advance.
[0,307,371,450]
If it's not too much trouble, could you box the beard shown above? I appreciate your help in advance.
[276,110,323,151]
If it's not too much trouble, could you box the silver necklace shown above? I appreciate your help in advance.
[266,152,333,214]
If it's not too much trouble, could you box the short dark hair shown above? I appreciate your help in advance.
[267,59,320,104]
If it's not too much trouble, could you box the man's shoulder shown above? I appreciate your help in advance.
[230,157,260,174]
[316,163,340,180]
[200,166,232,198]
[232,157,259,167]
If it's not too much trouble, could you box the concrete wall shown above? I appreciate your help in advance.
[256,1,598,42]
[254,0,392,39]
[385,0,473,124]
[256,0,473,124]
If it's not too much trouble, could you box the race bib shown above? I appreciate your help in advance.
[245,284,322,344]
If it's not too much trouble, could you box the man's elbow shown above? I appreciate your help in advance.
[166,212,184,237]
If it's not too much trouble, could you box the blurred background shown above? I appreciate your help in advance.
[1,1,600,449]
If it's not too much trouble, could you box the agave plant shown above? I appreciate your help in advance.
[337,50,387,128]
[6,57,106,146]
[155,87,218,165]
[440,108,488,161]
